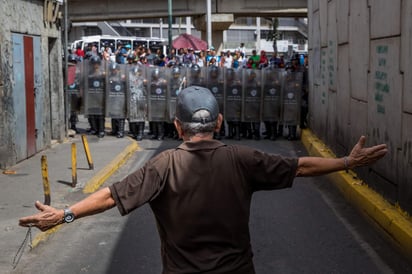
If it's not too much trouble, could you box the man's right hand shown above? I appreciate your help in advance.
[19,201,64,231]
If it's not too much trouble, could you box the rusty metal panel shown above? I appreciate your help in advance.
[368,38,402,183]
[12,33,27,161]
[349,0,369,101]
[24,36,36,157]
[33,36,43,150]
[370,0,401,39]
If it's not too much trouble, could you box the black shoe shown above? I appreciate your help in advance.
[98,132,105,138]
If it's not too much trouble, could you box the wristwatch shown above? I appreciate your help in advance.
[63,208,75,223]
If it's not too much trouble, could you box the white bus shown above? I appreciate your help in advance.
[70,35,167,55]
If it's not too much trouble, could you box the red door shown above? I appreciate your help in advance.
[24,36,36,157]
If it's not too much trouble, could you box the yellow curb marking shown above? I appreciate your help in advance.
[301,129,412,258]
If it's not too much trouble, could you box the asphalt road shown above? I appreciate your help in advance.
[12,138,412,274]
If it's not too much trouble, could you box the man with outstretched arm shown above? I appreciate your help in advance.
[19,86,387,274]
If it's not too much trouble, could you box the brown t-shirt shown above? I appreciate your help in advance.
[109,139,298,274]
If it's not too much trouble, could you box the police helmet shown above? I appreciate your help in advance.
[68,54,77,63]
[90,55,101,65]
[110,62,119,71]
[127,53,135,60]
[209,66,219,77]
[172,66,180,76]
[191,64,200,73]
[226,68,234,79]
[152,68,160,79]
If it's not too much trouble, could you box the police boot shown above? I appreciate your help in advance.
[69,113,78,133]
[278,124,284,138]
[253,123,260,140]
[129,122,137,139]
[117,119,125,138]
[111,119,118,136]
[234,123,241,140]
[89,116,97,135]
[157,122,164,141]
[97,116,105,138]
[270,122,278,140]
[136,122,145,141]
[226,123,234,139]
[287,125,297,141]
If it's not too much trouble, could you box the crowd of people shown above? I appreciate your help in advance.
[68,41,309,141]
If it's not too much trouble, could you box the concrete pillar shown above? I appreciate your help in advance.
[193,13,234,52]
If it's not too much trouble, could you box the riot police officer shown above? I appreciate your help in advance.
[224,68,242,140]
[107,62,127,138]
[67,54,81,133]
[128,65,147,141]
[167,66,186,139]
[86,55,106,138]
[148,67,167,140]
[188,64,205,87]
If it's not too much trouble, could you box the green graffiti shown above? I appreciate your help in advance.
[377,104,385,114]
[375,71,387,81]
[376,45,388,54]
[375,92,383,102]
[378,58,386,67]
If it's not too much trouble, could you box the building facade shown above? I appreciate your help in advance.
[0,0,65,168]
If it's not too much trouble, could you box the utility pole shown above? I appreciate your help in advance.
[168,0,173,54]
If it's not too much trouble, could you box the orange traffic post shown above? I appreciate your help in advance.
[41,155,51,206]
[71,143,77,187]
[81,134,94,170]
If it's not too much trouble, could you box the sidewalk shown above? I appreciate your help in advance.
[0,123,138,273]
[301,129,412,260]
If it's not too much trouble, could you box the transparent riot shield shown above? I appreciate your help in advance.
[83,59,106,116]
[224,68,242,122]
[187,64,206,87]
[67,62,83,114]
[127,65,147,122]
[167,66,187,123]
[105,63,127,118]
[282,71,303,126]
[262,68,283,122]
[148,66,168,121]
[242,69,262,122]
[206,66,225,115]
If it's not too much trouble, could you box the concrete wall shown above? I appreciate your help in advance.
[0,0,64,168]
[307,0,412,213]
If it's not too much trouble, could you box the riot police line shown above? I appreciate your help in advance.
[67,55,303,140]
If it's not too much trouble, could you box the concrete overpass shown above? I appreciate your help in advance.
[67,0,308,22]
[67,0,307,52]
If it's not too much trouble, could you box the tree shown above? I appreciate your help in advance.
[266,18,280,53]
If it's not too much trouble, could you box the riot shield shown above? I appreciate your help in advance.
[282,71,303,126]
[127,65,148,122]
[83,59,105,116]
[262,68,283,122]
[167,66,187,122]
[67,62,82,114]
[224,68,242,122]
[187,64,206,87]
[242,69,262,122]
[206,66,224,115]
[105,63,127,118]
[148,67,168,121]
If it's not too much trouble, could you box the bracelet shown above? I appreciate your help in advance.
[344,156,349,172]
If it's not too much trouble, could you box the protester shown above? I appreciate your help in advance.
[20,86,387,274]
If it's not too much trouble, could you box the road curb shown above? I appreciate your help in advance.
[31,138,139,248]
[83,138,139,193]
[301,129,412,259]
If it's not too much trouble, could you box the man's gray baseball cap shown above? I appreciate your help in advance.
[175,86,219,124]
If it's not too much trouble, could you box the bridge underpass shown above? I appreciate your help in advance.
[66,0,308,52]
